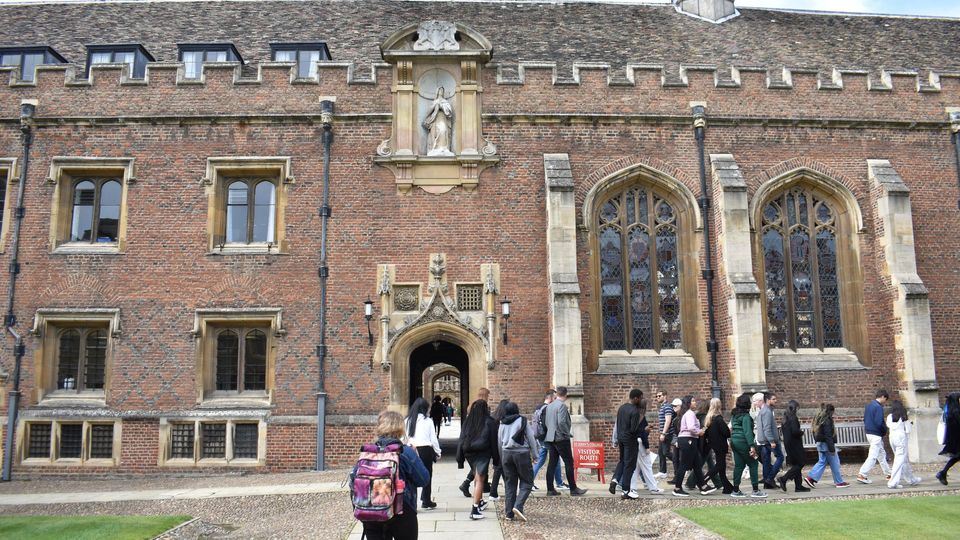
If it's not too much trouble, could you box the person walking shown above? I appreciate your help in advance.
[531,389,567,491]
[807,403,849,488]
[405,397,442,510]
[612,389,643,499]
[673,396,715,497]
[655,391,675,479]
[489,399,510,500]
[459,388,493,497]
[629,398,663,493]
[360,410,431,540]
[457,399,500,520]
[686,400,719,492]
[730,393,765,498]
[544,386,588,496]
[857,389,891,484]
[936,392,960,485]
[886,399,921,489]
[703,397,734,494]
[756,392,784,490]
[776,399,810,493]
[429,395,444,438]
[498,401,539,522]
[669,398,683,485]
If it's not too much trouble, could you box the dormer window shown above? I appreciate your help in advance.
[177,44,242,80]
[87,44,154,79]
[0,46,66,82]
[270,42,331,79]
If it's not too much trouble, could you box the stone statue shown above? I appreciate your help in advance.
[422,87,454,156]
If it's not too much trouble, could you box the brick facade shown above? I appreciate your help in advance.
[0,1,958,473]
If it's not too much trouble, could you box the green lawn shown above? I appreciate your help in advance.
[677,496,960,540]
[0,515,191,540]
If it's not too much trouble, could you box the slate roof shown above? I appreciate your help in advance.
[0,0,958,80]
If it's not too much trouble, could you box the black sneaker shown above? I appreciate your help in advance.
[777,476,787,492]
[609,480,618,494]
[672,488,690,497]
[459,482,472,498]
[569,487,588,496]
[470,505,485,520]
[936,471,948,486]
[421,501,437,510]
[546,490,561,496]
[477,500,488,512]
[699,485,717,496]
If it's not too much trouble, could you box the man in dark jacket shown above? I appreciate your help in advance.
[611,389,643,499]
[857,388,891,484]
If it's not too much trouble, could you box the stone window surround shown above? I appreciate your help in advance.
[18,418,121,467]
[46,157,135,254]
[191,308,284,406]
[202,157,293,255]
[454,282,484,312]
[30,308,121,405]
[158,417,266,466]
[582,163,707,375]
[749,169,868,371]
[0,158,16,254]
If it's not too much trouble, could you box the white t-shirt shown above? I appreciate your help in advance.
[406,413,441,456]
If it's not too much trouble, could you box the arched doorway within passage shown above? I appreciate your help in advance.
[409,340,469,430]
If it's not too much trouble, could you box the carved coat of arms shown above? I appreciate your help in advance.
[414,20,459,51]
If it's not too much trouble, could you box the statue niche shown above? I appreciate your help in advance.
[375,20,499,194]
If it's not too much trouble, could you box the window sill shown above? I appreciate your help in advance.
[38,393,106,408]
[200,394,271,409]
[596,350,700,374]
[767,348,866,372]
[206,244,284,256]
[53,243,120,255]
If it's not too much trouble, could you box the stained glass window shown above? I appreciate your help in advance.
[761,188,843,351]
[597,187,682,352]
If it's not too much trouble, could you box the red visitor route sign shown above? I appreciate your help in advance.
[572,440,605,483]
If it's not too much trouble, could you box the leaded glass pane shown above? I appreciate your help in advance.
[252,181,276,243]
[28,423,52,458]
[57,329,81,390]
[90,424,114,459]
[71,180,96,242]
[628,226,653,350]
[790,228,816,347]
[183,51,201,80]
[763,227,788,349]
[97,180,121,242]
[170,424,194,459]
[59,424,83,458]
[216,330,239,391]
[226,181,249,243]
[817,227,843,347]
[234,423,259,459]
[201,423,227,458]
[244,330,267,391]
[84,329,107,390]
[657,224,681,349]
[786,192,798,226]
[599,226,624,350]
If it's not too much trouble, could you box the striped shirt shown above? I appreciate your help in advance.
[659,402,675,434]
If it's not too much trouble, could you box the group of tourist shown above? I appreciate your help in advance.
[357,387,960,539]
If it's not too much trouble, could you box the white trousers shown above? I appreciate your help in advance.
[630,449,660,491]
[859,434,891,476]
[888,433,919,487]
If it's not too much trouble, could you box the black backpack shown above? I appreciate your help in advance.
[532,403,548,441]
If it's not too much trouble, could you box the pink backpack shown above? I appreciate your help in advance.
[349,442,406,522]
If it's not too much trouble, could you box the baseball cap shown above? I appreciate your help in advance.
[671,398,682,406]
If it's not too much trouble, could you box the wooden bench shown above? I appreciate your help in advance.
[785,422,868,449]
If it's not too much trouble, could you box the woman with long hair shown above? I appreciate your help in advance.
[730,392,765,498]
[629,398,663,493]
[703,397,734,494]
[361,411,430,540]
[405,397,441,510]
[498,401,539,522]
[807,403,849,488]
[489,399,510,499]
[456,399,499,520]
[887,399,921,488]
[429,395,444,437]
[777,399,810,492]
[936,392,960,485]
[673,395,714,497]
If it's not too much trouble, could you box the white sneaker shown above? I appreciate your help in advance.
[856,474,872,484]
[751,490,768,498]
[649,488,664,494]
[909,477,922,486]
[653,472,667,479]
[624,490,640,499]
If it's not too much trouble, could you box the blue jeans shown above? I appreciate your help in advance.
[760,444,784,482]
[532,443,564,486]
[809,442,843,484]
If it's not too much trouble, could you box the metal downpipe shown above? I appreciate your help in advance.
[316,99,334,471]
[692,104,722,400]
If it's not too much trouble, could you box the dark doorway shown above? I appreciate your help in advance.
[409,340,469,434]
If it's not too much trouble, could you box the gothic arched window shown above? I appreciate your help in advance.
[597,187,682,353]
[760,188,842,350]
